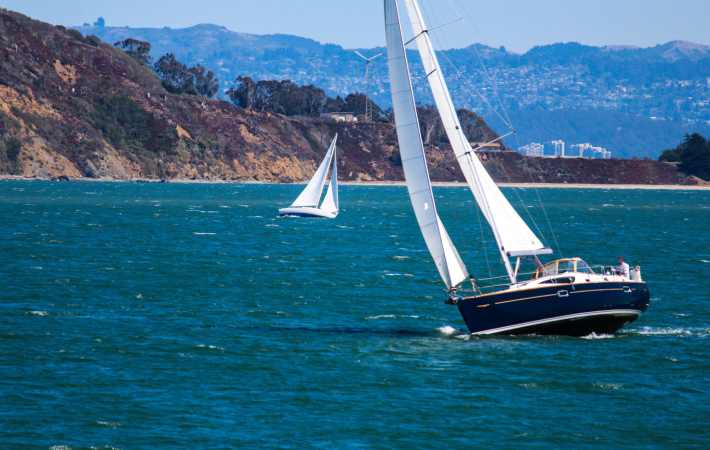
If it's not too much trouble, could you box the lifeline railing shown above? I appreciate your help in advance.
[452,264,616,297]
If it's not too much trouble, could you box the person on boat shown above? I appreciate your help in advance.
[615,257,630,278]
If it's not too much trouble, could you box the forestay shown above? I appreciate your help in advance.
[385,0,468,289]
[403,0,551,263]
[291,135,337,208]
[320,147,338,213]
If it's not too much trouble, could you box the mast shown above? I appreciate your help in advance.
[384,0,468,289]
[403,0,551,283]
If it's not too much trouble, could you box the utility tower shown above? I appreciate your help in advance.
[354,51,382,122]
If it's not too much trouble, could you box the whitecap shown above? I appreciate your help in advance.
[593,382,624,389]
[30,311,48,316]
[196,344,225,351]
[31,266,43,270]
[437,325,459,335]
[581,332,615,339]
[194,232,216,235]
[97,421,123,428]
[365,314,396,319]
[393,256,409,259]
[700,260,709,263]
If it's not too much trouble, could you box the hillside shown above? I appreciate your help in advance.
[0,9,704,186]
[74,24,710,158]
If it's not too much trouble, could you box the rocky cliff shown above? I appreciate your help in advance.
[0,9,703,186]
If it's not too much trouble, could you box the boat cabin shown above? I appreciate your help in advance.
[530,258,594,279]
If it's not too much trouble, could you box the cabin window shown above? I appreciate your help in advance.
[577,261,594,274]
[559,260,576,273]
[541,276,575,284]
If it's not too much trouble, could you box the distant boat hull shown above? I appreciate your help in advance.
[279,207,338,219]
[456,281,650,336]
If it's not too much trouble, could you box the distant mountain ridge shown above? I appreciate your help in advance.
[73,24,710,158]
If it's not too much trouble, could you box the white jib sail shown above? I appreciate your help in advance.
[291,135,337,208]
[403,0,550,260]
[385,0,468,289]
[320,146,338,212]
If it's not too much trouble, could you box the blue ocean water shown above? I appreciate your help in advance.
[1,181,709,449]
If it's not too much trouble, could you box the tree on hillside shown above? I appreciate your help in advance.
[323,95,347,113]
[114,38,152,65]
[658,133,710,181]
[679,133,710,180]
[154,53,191,93]
[227,76,257,109]
[457,108,504,148]
[93,17,105,27]
[417,104,443,144]
[188,64,219,98]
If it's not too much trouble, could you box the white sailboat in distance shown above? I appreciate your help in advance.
[279,134,339,218]
[384,0,649,336]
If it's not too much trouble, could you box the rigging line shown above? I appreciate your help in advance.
[448,0,516,133]
[488,150,557,254]
[553,155,626,259]
[442,132,514,164]
[418,0,511,128]
[434,0,560,260]
[503,128,563,257]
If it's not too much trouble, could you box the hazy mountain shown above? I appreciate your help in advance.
[75,24,710,158]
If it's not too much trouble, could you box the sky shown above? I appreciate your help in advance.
[5,0,710,53]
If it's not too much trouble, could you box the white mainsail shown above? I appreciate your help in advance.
[320,148,339,213]
[403,0,551,281]
[385,0,468,289]
[291,135,338,208]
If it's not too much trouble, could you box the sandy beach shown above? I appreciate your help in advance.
[1,175,708,190]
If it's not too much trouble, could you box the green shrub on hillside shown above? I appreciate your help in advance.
[4,136,22,162]
[91,97,149,147]
[659,133,710,181]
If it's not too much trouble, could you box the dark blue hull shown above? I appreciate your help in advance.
[456,281,650,336]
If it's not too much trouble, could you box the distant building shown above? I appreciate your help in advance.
[549,140,565,156]
[518,142,545,156]
[320,112,357,122]
[570,143,610,159]
[470,142,502,151]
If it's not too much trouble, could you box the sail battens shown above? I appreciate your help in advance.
[385,0,468,289]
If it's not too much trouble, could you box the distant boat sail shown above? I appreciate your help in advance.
[279,135,339,218]
[385,0,650,336]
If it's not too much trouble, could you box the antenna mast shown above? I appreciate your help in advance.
[354,51,382,122]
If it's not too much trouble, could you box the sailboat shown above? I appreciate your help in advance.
[384,0,650,336]
[279,135,339,218]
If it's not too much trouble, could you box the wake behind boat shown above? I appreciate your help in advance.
[279,135,339,218]
[384,0,650,336]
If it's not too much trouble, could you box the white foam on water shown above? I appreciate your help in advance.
[393,256,409,259]
[97,421,123,428]
[437,325,458,335]
[31,266,43,269]
[700,260,709,263]
[581,332,615,340]
[194,232,216,235]
[50,446,72,450]
[136,294,143,299]
[365,315,396,320]
[593,382,624,390]
[634,326,693,336]
[196,344,225,351]
[265,224,278,227]
[30,311,48,316]
[239,204,249,207]
[219,206,230,208]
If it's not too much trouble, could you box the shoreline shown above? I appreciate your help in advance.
[1,175,708,190]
